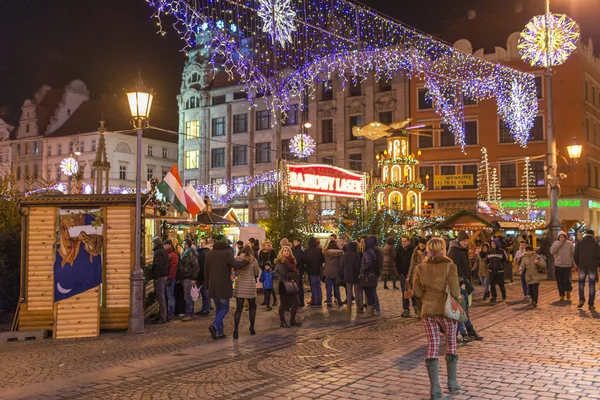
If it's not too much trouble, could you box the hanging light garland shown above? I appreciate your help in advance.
[257,0,297,48]
[518,13,580,68]
[289,133,316,158]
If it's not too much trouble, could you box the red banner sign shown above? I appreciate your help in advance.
[286,164,366,199]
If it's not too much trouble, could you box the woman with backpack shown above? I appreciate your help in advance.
[323,240,344,308]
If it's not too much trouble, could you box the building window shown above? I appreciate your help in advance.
[16,166,21,180]
[212,94,226,105]
[233,91,246,100]
[322,156,334,165]
[211,148,225,168]
[256,142,271,164]
[162,168,168,179]
[147,168,154,181]
[349,154,362,171]
[594,87,597,106]
[379,111,392,125]
[530,161,545,186]
[462,165,478,189]
[32,164,38,179]
[184,179,198,186]
[320,196,336,213]
[47,144,52,156]
[321,80,333,101]
[79,141,84,153]
[595,122,599,146]
[588,162,592,187]
[188,72,200,83]
[255,182,270,197]
[417,88,433,110]
[16,144,20,156]
[46,166,51,180]
[256,110,271,130]
[418,126,434,148]
[185,96,198,109]
[500,163,517,187]
[232,145,248,166]
[57,144,62,155]
[119,165,127,180]
[212,117,226,136]
[440,124,455,147]
[281,139,292,160]
[147,145,153,156]
[585,80,589,101]
[464,121,478,145]
[321,119,334,143]
[283,104,299,126]
[56,165,61,181]
[596,166,599,189]
[349,81,361,97]
[586,118,590,142]
[463,95,477,106]
[349,115,363,140]
[162,147,168,159]
[186,120,199,139]
[185,150,199,169]
[379,79,392,92]
[529,116,544,141]
[439,165,456,189]
[233,114,248,133]
[91,140,96,152]
[534,76,543,99]
[33,142,39,154]
[499,119,513,143]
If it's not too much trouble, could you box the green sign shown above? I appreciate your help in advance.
[589,200,600,209]
[501,199,581,209]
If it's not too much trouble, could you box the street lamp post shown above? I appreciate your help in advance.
[126,77,154,334]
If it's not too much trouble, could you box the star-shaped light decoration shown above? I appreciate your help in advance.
[290,133,316,158]
[257,0,297,47]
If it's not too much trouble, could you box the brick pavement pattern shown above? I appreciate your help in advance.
[0,280,599,399]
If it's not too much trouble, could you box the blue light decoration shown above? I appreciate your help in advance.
[146,0,538,149]
[216,19,225,30]
[257,0,297,48]
[229,23,237,33]
[289,133,316,158]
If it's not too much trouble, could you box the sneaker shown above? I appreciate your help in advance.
[309,304,320,308]
[489,298,497,303]
[290,321,303,327]
[166,316,174,322]
[266,306,273,311]
[456,336,463,344]
[401,310,410,318]
[566,291,571,300]
[217,334,227,339]
[532,302,538,308]
[209,325,218,340]
[151,318,166,325]
[280,321,291,328]
[199,310,210,316]
[181,316,192,322]
[461,335,474,343]
[272,301,278,307]
[577,302,584,308]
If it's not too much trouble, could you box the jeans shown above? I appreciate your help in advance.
[480,276,490,294]
[520,272,529,297]
[400,275,417,311]
[166,279,176,317]
[364,287,375,306]
[182,279,194,317]
[346,283,363,308]
[555,267,573,296]
[308,275,322,305]
[457,287,474,336]
[578,270,598,306]
[200,283,211,313]
[325,278,341,304]
[297,271,305,306]
[528,283,540,303]
[264,288,276,306]
[212,298,230,336]
[374,286,380,311]
[153,276,168,321]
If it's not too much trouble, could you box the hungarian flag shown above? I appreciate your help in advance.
[184,184,206,216]
[157,165,187,214]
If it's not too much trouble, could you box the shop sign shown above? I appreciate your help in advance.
[502,199,581,209]
[433,174,473,187]
[287,164,366,199]
[589,200,600,209]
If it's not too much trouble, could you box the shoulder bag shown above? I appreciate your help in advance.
[444,264,467,322]
[280,278,299,296]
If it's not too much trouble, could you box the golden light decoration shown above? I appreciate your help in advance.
[289,133,316,158]
[518,13,580,68]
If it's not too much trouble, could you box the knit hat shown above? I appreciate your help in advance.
[492,238,500,247]
[585,229,595,236]
[215,235,227,243]
[457,231,470,242]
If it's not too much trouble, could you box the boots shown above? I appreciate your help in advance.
[482,291,490,300]
[346,303,353,315]
[445,354,461,394]
[360,305,374,317]
[467,328,484,341]
[425,358,443,400]
[566,291,571,300]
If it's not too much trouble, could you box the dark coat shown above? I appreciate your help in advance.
[305,246,324,276]
[382,244,398,278]
[178,249,200,280]
[395,244,414,276]
[166,246,179,281]
[197,246,210,282]
[486,247,508,275]
[342,242,361,284]
[257,248,276,269]
[574,235,600,273]
[292,244,306,274]
[323,248,344,279]
[204,242,249,299]
[447,240,470,282]
[360,236,379,286]
[152,244,170,279]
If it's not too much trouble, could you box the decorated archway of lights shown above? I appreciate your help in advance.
[148,0,538,149]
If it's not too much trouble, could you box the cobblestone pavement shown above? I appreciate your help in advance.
[1,280,599,400]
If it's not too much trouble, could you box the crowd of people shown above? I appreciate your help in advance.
[147,228,599,400]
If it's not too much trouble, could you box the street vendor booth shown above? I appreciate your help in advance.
[15,193,161,339]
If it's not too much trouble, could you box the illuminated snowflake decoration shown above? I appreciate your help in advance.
[257,0,297,47]
[290,133,316,158]
[60,157,79,176]
[497,80,537,147]
[518,13,580,67]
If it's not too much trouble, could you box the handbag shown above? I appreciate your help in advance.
[404,278,414,299]
[281,279,299,295]
[359,273,377,288]
[444,264,466,321]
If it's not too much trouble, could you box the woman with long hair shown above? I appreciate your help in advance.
[275,245,302,328]
[258,239,277,306]
[232,245,261,339]
[413,237,462,400]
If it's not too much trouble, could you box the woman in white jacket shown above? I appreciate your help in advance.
[549,230,574,301]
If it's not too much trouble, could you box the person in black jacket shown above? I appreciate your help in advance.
[151,237,170,324]
[343,241,363,314]
[305,237,324,307]
[292,238,306,307]
[573,229,600,310]
[396,236,415,317]
[196,238,212,315]
[486,239,508,302]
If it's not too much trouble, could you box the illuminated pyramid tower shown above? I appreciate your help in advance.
[375,135,423,214]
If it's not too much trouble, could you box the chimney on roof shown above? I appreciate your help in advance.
[467,10,476,20]
[515,1,523,13]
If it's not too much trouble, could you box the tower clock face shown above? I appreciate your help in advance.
[60,157,79,176]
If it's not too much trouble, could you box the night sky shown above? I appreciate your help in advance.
[1,0,599,122]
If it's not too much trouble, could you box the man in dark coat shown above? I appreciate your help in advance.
[204,239,249,339]
[151,237,170,324]
[573,229,600,310]
[292,238,306,307]
[196,238,212,315]
[396,236,415,317]
[447,231,483,341]
[305,237,325,307]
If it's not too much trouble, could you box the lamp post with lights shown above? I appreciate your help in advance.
[125,77,154,334]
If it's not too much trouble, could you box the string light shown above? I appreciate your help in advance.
[373,182,426,191]
[257,0,297,48]
[289,133,316,158]
[518,13,580,68]
[519,157,538,220]
[378,156,419,167]
[146,0,538,149]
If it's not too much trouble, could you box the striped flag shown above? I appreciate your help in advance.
[157,165,187,214]
[184,184,206,216]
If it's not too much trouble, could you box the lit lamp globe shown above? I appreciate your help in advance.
[566,139,582,164]
[126,78,154,126]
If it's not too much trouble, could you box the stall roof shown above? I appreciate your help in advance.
[19,193,140,206]
[433,210,496,230]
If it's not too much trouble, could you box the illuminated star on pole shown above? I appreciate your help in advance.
[257,0,297,47]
